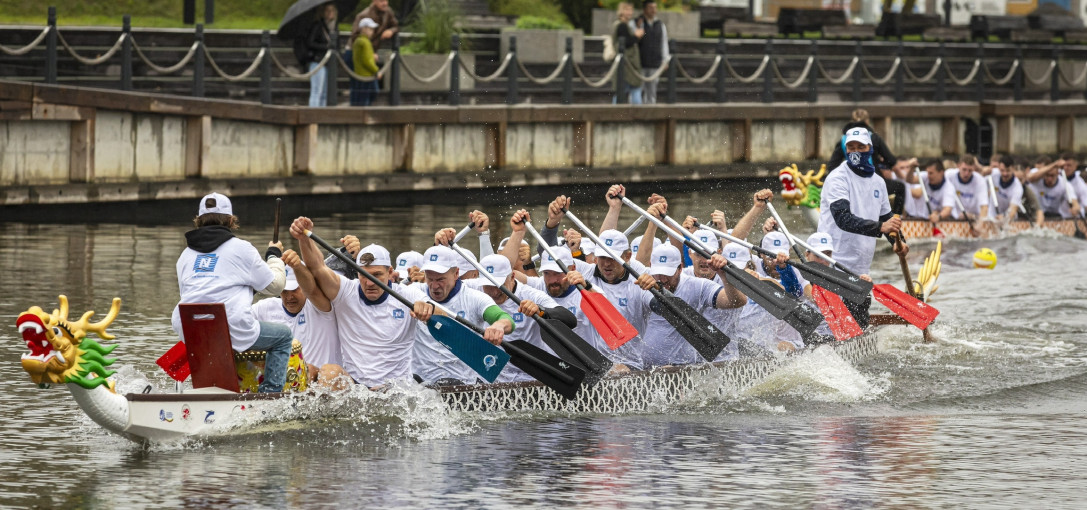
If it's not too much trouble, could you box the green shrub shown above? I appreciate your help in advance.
[514,15,573,30]
[490,0,572,27]
[402,0,462,54]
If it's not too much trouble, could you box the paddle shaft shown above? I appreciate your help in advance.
[308,231,418,311]
[762,202,807,260]
[692,219,782,261]
[892,230,936,342]
[273,198,282,243]
[523,221,583,289]
[530,216,646,263]
[617,196,716,260]
[562,208,646,280]
[786,232,862,278]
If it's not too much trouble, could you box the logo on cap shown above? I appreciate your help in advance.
[729,252,737,258]
[820,238,828,245]
[774,240,781,246]
[659,255,668,263]
[699,236,710,243]
[605,239,613,246]
[486,266,494,273]
[852,130,861,135]
[399,260,407,266]
[430,254,438,261]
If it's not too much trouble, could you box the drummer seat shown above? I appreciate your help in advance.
[178,303,240,392]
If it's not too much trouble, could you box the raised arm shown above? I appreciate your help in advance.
[469,210,494,256]
[290,216,344,301]
[503,210,530,274]
[599,184,626,233]
[283,249,331,312]
[635,201,668,267]
[731,189,773,241]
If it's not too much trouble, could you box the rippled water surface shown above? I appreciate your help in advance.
[2,184,1086,508]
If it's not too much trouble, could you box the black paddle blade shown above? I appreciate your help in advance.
[782,299,823,339]
[721,264,820,338]
[791,261,873,303]
[648,288,729,362]
[536,316,612,387]
[502,339,585,400]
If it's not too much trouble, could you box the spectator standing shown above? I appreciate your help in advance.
[351,18,381,106]
[636,1,669,105]
[351,0,399,51]
[611,2,644,104]
[304,3,339,107]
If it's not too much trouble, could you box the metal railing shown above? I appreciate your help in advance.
[3,7,1087,105]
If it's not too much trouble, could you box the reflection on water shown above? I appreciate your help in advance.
[2,184,1087,508]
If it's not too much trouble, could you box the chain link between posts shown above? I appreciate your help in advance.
[1022,60,1055,85]
[56,30,126,65]
[131,38,200,74]
[0,26,50,56]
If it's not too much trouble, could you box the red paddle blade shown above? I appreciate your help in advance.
[156,341,191,382]
[812,286,864,341]
[933,225,944,238]
[873,283,940,330]
[579,289,638,350]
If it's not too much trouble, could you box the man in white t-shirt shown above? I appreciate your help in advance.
[948,154,990,219]
[394,250,424,284]
[988,155,1025,221]
[1026,157,1081,221]
[251,253,341,381]
[172,192,292,393]
[291,217,435,389]
[904,160,955,223]
[818,127,905,328]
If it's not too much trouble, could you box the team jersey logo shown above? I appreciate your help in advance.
[392,309,405,319]
[456,311,466,318]
[618,298,628,307]
[567,306,576,315]
[873,190,880,198]
[193,254,218,272]
[297,313,306,325]
[512,313,524,323]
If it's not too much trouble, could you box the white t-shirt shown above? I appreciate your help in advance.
[491,283,560,383]
[948,171,989,217]
[732,300,804,352]
[903,171,955,218]
[583,260,652,370]
[1029,170,1074,217]
[989,169,1024,217]
[252,297,341,368]
[818,162,891,276]
[524,276,598,353]
[411,281,505,384]
[328,276,425,386]
[680,268,741,361]
[642,274,725,367]
[172,237,274,352]
[1070,172,1087,216]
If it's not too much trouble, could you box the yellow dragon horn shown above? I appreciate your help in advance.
[72,298,122,341]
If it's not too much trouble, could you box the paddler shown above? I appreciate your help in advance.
[818,127,906,328]
[172,193,293,393]
[903,159,954,224]
[948,154,990,220]
[1026,157,1081,222]
[987,155,1025,221]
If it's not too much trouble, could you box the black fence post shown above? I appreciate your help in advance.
[852,40,862,102]
[184,0,195,25]
[1013,44,1022,102]
[715,38,727,102]
[46,6,57,84]
[943,0,951,26]
[807,39,818,103]
[666,39,677,104]
[449,34,461,106]
[260,30,272,104]
[894,40,905,102]
[762,39,773,103]
[935,42,946,102]
[121,15,133,91]
[205,0,214,25]
[193,24,205,97]
[390,34,401,106]
[326,33,338,106]
[1050,45,1061,102]
[562,36,574,105]
[974,41,984,102]
[507,35,519,105]
[616,36,627,104]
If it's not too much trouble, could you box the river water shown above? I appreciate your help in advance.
[2,183,1086,508]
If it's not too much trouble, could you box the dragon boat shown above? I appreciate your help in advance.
[778,164,1087,241]
[17,295,910,444]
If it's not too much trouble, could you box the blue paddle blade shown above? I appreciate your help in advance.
[426,314,510,383]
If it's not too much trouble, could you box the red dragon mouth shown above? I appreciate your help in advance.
[17,313,66,365]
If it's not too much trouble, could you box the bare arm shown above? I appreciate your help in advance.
[283,249,332,313]
[599,184,626,233]
[289,216,343,301]
[731,189,773,241]
[503,210,530,273]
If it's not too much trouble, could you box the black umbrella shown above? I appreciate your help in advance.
[277,0,358,41]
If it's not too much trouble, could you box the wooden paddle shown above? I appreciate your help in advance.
[563,206,730,361]
[309,231,584,399]
[524,220,638,350]
[448,238,612,386]
[891,228,936,343]
[273,197,282,243]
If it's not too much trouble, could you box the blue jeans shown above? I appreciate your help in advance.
[612,86,643,105]
[308,62,328,107]
[248,321,294,392]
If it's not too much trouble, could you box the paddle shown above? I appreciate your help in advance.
[524,220,638,350]
[917,175,944,237]
[691,218,861,341]
[618,200,820,340]
[448,235,612,386]
[273,197,282,243]
[563,205,729,361]
[890,228,936,343]
[530,216,646,264]
[786,232,940,331]
[952,191,982,237]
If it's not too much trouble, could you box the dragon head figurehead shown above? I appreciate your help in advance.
[778,163,829,209]
[16,295,121,390]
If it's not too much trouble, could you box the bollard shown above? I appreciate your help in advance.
[390,34,401,106]
[894,40,904,102]
[761,39,773,103]
[121,15,133,91]
[260,30,272,104]
[666,39,677,104]
[715,38,727,102]
[46,6,57,84]
[205,0,214,25]
[326,32,338,106]
[935,42,946,102]
[1050,45,1061,102]
[193,24,205,97]
[852,41,862,103]
[562,36,574,105]
[616,36,627,104]
[975,41,985,102]
[507,36,519,105]
[449,34,461,106]
[807,39,818,103]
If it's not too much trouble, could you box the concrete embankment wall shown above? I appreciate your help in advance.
[2,80,1087,210]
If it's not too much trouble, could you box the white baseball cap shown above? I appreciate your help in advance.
[496,237,529,251]
[579,239,596,255]
[358,18,379,29]
[630,235,662,254]
[691,229,718,251]
[722,243,751,265]
[540,247,574,274]
[395,251,424,271]
[283,264,300,291]
[648,244,683,276]
[806,232,836,254]
[477,254,512,283]
[356,244,391,267]
[198,192,232,216]
[761,232,791,256]
[421,245,458,273]
[454,248,479,274]
[594,230,629,258]
[844,127,872,147]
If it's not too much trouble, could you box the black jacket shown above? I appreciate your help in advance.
[827,121,897,171]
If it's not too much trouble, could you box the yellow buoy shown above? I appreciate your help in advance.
[972,248,997,269]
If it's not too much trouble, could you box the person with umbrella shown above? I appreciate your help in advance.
[279,0,356,107]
